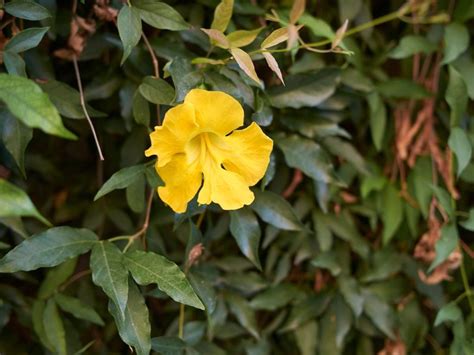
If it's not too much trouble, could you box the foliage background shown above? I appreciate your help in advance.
[0,0,474,354]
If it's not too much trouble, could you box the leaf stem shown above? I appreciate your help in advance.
[459,255,474,312]
[122,190,154,253]
[59,269,92,291]
[178,303,185,339]
[72,55,105,161]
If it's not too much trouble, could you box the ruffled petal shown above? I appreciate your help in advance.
[145,102,198,167]
[157,155,202,213]
[184,89,243,135]
[197,158,254,210]
[222,122,273,185]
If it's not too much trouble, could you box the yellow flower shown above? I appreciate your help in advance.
[145,89,273,213]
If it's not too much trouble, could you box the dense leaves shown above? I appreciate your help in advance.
[0,0,473,354]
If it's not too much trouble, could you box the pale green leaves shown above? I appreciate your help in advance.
[0,227,98,272]
[211,0,234,32]
[124,250,204,309]
[429,223,459,272]
[118,6,142,64]
[0,179,50,225]
[0,74,76,139]
[230,47,260,84]
[382,184,403,245]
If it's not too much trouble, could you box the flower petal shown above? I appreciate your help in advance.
[197,158,254,210]
[223,122,273,185]
[157,155,202,213]
[184,89,243,135]
[145,102,198,167]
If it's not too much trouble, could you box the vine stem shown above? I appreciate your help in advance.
[242,4,413,58]
[72,55,105,161]
[460,256,474,312]
[59,269,92,291]
[122,190,154,252]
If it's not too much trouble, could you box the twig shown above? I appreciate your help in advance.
[72,55,105,161]
[123,190,154,252]
[141,32,161,125]
[59,269,92,291]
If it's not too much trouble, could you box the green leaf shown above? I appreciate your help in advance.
[434,302,462,326]
[323,136,368,175]
[118,6,142,65]
[38,258,77,299]
[55,293,104,326]
[367,92,386,151]
[276,135,334,183]
[431,185,455,219]
[4,0,51,20]
[40,80,106,119]
[227,28,262,48]
[229,207,262,269]
[126,174,146,213]
[429,223,459,272]
[449,127,472,177]
[295,321,318,355]
[377,78,431,99]
[299,14,334,40]
[139,76,175,105]
[250,284,303,311]
[411,157,432,217]
[108,280,151,355]
[251,190,304,231]
[382,184,403,245]
[338,276,364,317]
[151,336,187,355]
[90,241,129,316]
[4,27,49,53]
[133,0,188,31]
[453,56,474,99]
[0,178,50,225]
[0,108,32,175]
[94,164,146,201]
[43,299,67,355]
[446,66,468,127]
[132,91,150,126]
[442,23,469,64]
[211,0,234,32]
[3,51,27,77]
[460,209,474,231]
[124,250,204,309]
[226,292,259,339]
[362,290,395,339]
[0,74,76,139]
[268,69,340,108]
[311,251,341,276]
[0,226,97,272]
[32,300,54,352]
[388,35,437,59]
[280,293,332,332]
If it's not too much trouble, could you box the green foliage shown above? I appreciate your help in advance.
[0,0,473,354]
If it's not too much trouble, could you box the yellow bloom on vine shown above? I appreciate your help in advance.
[145,89,273,213]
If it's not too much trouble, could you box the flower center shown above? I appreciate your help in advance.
[186,132,228,169]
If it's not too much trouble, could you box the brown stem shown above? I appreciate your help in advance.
[72,55,105,161]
